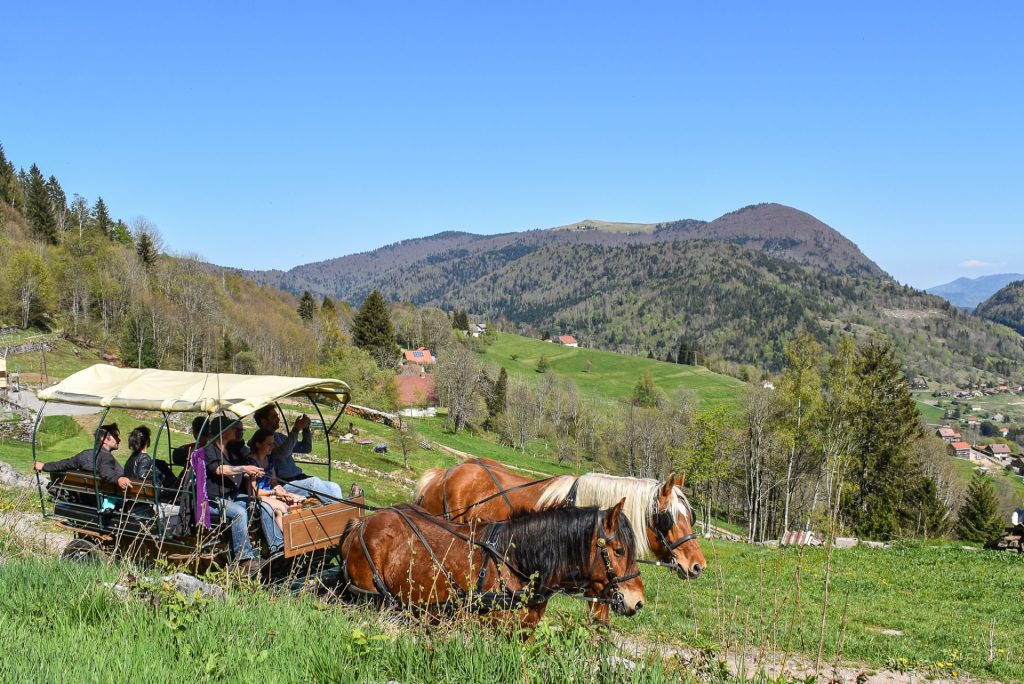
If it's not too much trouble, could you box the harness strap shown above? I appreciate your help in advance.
[475,460,516,517]
[392,506,461,590]
[564,478,581,508]
[358,519,393,601]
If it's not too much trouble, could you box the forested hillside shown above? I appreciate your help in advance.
[0,143,402,408]
[242,203,1020,384]
[976,280,1024,335]
[373,240,1021,383]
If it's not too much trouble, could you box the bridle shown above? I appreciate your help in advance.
[640,496,698,572]
[582,517,642,610]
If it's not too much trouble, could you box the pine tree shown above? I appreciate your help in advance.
[136,230,159,268]
[0,143,24,208]
[92,197,113,238]
[321,296,336,315]
[487,367,508,421]
[45,175,68,235]
[297,290,317,321]
[452,310,469,331]
[25,164,58,243]
[955,474,1006,545]
[352,290,399,368]
[843,338,925,539]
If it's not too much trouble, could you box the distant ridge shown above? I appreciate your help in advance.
[927,273,1024,310]
[975,280,1024,335]
[241,203,887,299]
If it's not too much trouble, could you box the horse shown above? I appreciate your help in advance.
[414,458,706,622]
[335,499,644,629]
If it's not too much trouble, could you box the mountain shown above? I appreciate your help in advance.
[927,273,1024,310]
[234,203,1022,383]
[975,280,1024,336]
[242,203,885,300]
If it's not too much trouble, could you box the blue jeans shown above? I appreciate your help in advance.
[283,477,343,503]
[209,497,256,562]
[211,495,284,560]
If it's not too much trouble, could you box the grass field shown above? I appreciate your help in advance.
[480,333,748,412]
[0,534,1021,682]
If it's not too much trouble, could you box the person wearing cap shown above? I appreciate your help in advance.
[35,423,131,490]
[252,406,343,503]
[195,416,283,571]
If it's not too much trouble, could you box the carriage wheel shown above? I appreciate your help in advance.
[62,538,105,563]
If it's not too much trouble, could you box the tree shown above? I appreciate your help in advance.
[2,249,55,328]
[632,371,664,408]
[452,310,469,331]
[132,216,164,268]
[393,414,421,469]
[955,474,1006,545]
[536,355,550,373]
[843,338,925,539]
[0,143,24,208]
[92,197,113,239]
[434,343,486,433]
[486,366,508,424]
[777,330,822,532]
[25,165,58,243]
[70,194,89,238]
[297,290,317,322]
[46,176,69,236]
[351,291,399,368]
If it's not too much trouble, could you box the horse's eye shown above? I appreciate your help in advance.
[614,547,625,557]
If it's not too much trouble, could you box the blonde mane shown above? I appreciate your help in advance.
[537,473,692,560]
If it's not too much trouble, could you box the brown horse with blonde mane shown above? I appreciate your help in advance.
[414,458,705,620]
[336,500,644,628]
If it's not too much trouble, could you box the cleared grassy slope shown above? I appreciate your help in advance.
[480,332,748,411]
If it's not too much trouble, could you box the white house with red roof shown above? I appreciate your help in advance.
[948,441,972,459]
[554,335,578,347]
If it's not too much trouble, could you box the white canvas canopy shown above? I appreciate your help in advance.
[36,364,350,417]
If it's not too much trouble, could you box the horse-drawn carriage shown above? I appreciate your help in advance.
[33,364,365,580]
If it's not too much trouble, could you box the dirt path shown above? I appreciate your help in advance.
[614,634,995,684]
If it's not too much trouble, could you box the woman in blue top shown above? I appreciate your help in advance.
[247,428,303,532]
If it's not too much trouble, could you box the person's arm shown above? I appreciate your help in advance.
[97,453,131,490]
[36,451,88,473]
[293,416,313,454]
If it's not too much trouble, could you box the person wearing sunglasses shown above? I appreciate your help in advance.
[34,422,132,490]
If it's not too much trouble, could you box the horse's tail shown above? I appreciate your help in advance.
[413,467,444,504]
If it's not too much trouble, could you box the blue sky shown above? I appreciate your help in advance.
[3,2,1021,289]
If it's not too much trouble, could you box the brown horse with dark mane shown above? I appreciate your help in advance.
[336,499,644,628]
[414,458,705,621]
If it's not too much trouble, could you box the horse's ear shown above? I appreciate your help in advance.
[659,475,676,499]
[673,472,686,490]
[605,498,626,533]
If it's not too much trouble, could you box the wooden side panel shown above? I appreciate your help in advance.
[282,497,364,559]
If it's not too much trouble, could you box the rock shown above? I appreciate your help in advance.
[0,460,35,489]
[862,540,888,549]
[835,537,858,548]
[606,656,636,671]
[163,572,226,599]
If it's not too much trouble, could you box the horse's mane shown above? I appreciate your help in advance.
[537,473,691,560]
[490,506,636,590]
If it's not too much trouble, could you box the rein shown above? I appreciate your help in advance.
[339,504,632,611]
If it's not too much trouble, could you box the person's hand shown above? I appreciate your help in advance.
[117,477,132,490]
[295,414,311,431]
[241,465,264,477]
[33,461,44,472]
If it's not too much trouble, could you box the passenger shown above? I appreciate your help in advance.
[172,416,209,468]
[124,425,180,491]
[252,406,343,503]
[247,428,303,532]
[195,416,283,572]
[34,423,131,491]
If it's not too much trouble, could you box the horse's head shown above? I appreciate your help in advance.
[650,473,706,580]
[590,498,645,616]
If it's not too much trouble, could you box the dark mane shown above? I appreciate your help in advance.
[489,506,636,587]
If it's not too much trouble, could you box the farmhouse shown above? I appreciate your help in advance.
[403,347,436,366]
[985,443,1012,458]
[948,441,972,459]
[394,374,439,408]
[935,426,960,442]
[554,335,578,347]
